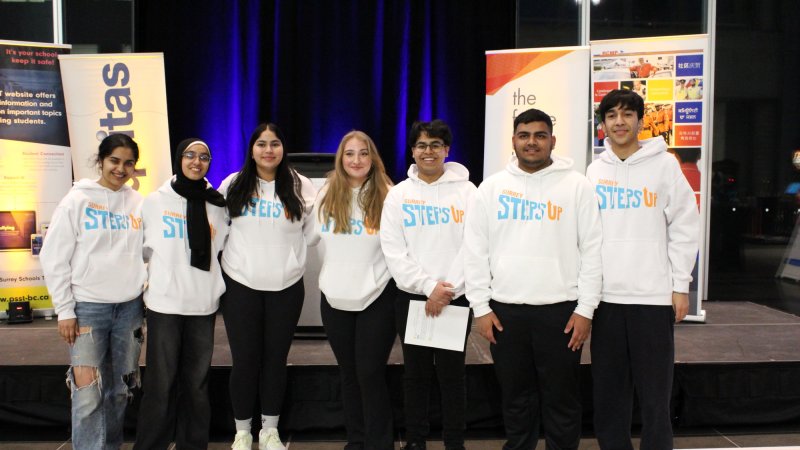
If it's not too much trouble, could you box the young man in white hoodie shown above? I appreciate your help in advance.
[587,89,698,450]
[464,109,603,450]
[381,119,477,450]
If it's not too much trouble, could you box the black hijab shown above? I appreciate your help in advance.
[171,138,226,271]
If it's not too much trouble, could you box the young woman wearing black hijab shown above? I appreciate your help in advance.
[134,138,229,449]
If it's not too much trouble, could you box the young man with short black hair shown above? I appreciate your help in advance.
[465,108,603,450]
[587,89,699,450]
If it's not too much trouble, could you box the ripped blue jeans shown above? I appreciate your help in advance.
[68,296,144,450]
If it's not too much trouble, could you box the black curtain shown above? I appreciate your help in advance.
[135,0,515,185]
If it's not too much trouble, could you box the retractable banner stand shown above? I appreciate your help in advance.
[590,35,710,322]
[58,53,172,196]
[484,47,591,178]
[0,40,72,315]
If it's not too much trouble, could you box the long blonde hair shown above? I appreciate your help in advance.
[318,131,392,233]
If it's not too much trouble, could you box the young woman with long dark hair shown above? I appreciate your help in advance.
[219,123,316,450]
[40,134,146,450]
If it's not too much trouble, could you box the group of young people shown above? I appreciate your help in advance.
[39,88,697,450]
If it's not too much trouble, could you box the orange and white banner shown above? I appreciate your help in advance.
[484,47,591,178]
[58,53,172,196]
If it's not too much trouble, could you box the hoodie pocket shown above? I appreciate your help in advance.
[149,264,211,303]
[602,239,669,294]
[226,244,300,288]
[77,252,142,297]
[493,255,565,299]
[319,261,378,303]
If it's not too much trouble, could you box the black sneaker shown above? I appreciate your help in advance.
[401,441,427,450]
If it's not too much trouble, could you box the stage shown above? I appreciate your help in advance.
[1,301,800,438]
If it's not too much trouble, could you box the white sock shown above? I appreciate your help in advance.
[261,414,279,430]
[235,418,252,433]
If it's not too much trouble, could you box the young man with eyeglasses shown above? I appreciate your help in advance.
[587,89,698,450]
[464,108,602,450]
[381,119,477,450]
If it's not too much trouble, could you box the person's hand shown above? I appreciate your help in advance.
[429,281,455,304]
[475,312,503,344]
[564,313,591,352]
[58,318,80,345]
[425,298,445,317]
[425,281,454,317]
[673,292,689,323]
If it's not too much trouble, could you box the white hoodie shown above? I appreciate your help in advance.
[141,178,230,315]
[40,179,146,321]
[380,162,477,298]
[586,137,699,305]
[464,155,603,319]
[218,171,316,291]
[313,184,391,311]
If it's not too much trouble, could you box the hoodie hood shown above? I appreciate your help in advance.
[600,137,667,165]
[74,177,134,193]
[407,161,470,185]
[505,154,574,177]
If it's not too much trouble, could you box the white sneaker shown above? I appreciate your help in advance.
[232,430,253,449]
[259,427,286,450]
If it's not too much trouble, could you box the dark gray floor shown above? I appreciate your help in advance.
[4,301,800,366]
[3,301,800,448]
[2,432,800,449]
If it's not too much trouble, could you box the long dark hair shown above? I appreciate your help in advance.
[226,123,304,221]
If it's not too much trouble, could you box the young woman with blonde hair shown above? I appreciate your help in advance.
[315,130,396,450]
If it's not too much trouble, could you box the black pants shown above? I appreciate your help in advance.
[221,272,305,420]
[395,292,471,448]
[320,281,397,450]
[134,310,216,450]
[490,300,581,450]
[591,302,675,450]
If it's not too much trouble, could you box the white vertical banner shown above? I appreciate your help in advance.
[58,53,172,196]
[484,47,591,178]
[590,35,710,321]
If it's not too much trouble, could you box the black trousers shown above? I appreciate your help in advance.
[591,302,675,450]
[489,300,581,450]
[134,310,216,450]
[395,292,471,448]
[221,273,305,420]
[320,280,398,450]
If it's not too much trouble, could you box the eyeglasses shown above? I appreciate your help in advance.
[413,142,446,152]
[182,151,211,162]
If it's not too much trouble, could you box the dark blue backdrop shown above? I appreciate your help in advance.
[136,1,515,186]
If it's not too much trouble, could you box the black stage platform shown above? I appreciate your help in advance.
[1,301,799,438]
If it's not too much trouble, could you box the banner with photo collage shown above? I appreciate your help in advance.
[590,35,709,321]
[0,40,72,314]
